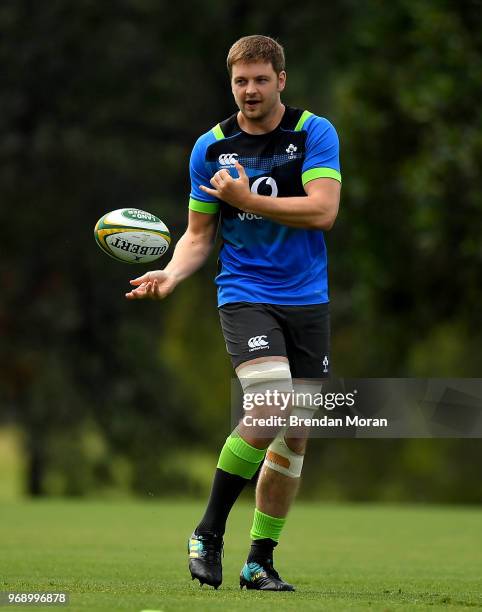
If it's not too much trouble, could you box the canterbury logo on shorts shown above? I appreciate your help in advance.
[248,335,269,351]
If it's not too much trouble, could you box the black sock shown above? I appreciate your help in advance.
[247,538,277,565]
[196,468,249,536]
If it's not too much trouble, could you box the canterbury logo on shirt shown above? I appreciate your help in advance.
[218,153,238,166]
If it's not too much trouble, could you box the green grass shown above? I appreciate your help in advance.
[1,501,481,611]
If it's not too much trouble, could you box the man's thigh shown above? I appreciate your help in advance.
[219,302,288,369]
[273,303,331,379]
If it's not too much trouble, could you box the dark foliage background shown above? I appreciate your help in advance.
[0,0,481,502]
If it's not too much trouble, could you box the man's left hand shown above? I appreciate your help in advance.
[200,161,251,210]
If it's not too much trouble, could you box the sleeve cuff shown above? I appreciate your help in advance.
[188,197,219,214]
[302,167,342,185]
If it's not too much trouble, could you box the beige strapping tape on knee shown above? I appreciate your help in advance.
[265,435,304,479]
[237,360,292,392]
[264,381,322,478]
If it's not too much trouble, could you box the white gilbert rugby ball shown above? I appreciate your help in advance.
[94,208,171,264]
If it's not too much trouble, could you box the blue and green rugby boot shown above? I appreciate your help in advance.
[240,560,295,591]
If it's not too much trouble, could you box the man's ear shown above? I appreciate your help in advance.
[278,70,287,92]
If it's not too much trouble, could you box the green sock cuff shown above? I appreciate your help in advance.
[217,434,266,479]
[250,508,286,542]
[226,434,266,463]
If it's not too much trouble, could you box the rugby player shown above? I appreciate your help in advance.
[126,35,341,591]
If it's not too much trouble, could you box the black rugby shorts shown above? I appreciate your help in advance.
[219,302,330,378]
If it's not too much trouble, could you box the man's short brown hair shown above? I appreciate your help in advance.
[227,35,285,76]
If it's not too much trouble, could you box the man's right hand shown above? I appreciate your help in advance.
[125,270,178,300]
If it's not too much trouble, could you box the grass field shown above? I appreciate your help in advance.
[1,500,481,611]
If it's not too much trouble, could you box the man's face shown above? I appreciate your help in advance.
[231,61,286,122]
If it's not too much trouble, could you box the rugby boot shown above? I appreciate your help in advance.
[239,559,295,591]
[188,531,223,589]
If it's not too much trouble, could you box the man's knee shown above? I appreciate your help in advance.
[283,435,308,455]
[237,359,293,447]
[265,435,305,478]
[264,379,320,476]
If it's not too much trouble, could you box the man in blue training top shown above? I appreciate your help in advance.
[126,35,341,591]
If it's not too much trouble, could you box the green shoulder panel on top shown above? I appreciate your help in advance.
[302,167,342,185]
[188,197,219,214]
[294,110,313,131]
[212,123,225,140]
